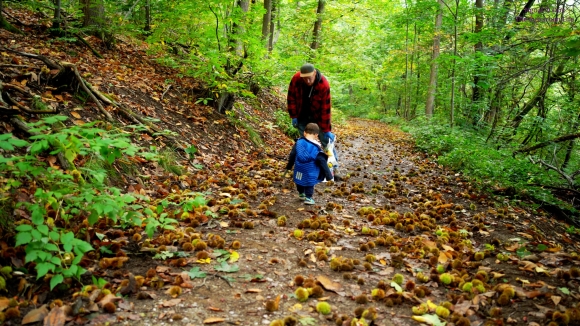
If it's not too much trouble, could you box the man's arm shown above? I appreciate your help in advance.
[287,73,300,118]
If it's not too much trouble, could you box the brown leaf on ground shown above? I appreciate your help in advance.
[161,298,182,307]
[316,275,342,292]
[22,304,49,324]
[43,306,66,326]
[203,317,226,324]
[98,293,123,307]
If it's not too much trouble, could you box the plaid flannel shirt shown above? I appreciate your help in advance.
[287,70,332,132]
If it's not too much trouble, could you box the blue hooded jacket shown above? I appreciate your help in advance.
[288,137,333,186]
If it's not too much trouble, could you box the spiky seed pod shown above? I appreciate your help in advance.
[501,286,515,299]
[392,273,404,285]
[354,294,368,304]
[103,302,116,313]
[363,262,372,271]
[414,287,425,298]
[497,293,510,306]
[194,240,207,251]
[439,273,453,285]
[359,244,369,251]
[295,287,309,302]
[310,285,324,298]
[316,302,332,315]
[405,280,416,291]
[298,259,308,267]
[435,306,450,318]
[283,316,298,326]
[357,277,365,285]
[456,317,471,326]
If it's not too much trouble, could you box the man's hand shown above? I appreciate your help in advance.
[325,132,335,142]
[292,118,298,128]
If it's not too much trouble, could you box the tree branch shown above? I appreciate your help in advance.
[514,132,580,154]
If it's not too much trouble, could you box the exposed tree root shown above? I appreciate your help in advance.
[2,47,192,165]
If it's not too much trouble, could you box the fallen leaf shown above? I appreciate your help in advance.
[0,297,9,311]
[43,306,66,326]
[208,306,224,312]
[162,299,182,307]
[97,294,122,307]
[438,252,449,264]
[316,275,342,292]
[203,317,226,324]
[551,296,561,305]
[71,111,81,119]
[22,305,49,324]
[229,251,239,263]
[245,289,262,293]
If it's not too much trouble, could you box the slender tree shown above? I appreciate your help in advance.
[425,0,443,117]
[310,0,325,50]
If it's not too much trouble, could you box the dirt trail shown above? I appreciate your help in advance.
[74,119,580,326]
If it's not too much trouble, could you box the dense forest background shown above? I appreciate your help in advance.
[1,0,580,216]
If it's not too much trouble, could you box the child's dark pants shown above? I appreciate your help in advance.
[296,184,314,198]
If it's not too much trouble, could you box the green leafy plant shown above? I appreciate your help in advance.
[274,109,300,139]
[187,267,207,279]
[15,225,93,290]
[0,116,167,290]
[214,261,239,273]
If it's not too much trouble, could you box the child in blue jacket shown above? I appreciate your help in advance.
[285,123,334,205]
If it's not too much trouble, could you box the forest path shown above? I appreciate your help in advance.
[100,119,580,326]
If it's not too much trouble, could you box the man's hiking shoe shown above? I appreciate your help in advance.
[298,193,306,199]
[304,197,315,205]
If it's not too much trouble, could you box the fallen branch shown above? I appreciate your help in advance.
[74,32,104,59]
[515,132,580,155]
[62,63,113,121]
[0,47,62,70]
[529,156,578,189]
[161,84,172,100]
[529,183,580,197]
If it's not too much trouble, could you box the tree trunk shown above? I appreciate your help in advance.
[310,0,325,50]
[81,0,105,29]
[262,0,272,44]
[144,0,151,32]
[52,0,62,29]
[268,0,276,53]
[472,0,484,104]
[425,0,443,118]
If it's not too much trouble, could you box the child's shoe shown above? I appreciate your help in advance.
[298,193,306,199]
[303,197,315,205]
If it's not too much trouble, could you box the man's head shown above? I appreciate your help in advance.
[300,63,316,86]
[304,123,320,138]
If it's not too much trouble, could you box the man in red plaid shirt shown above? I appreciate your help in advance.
[287,63,334,148]
[287,63,342,181]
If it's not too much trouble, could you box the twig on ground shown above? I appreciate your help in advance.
[161,84,172,100]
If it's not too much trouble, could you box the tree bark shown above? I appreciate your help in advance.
[268,0,276,52]
[144,0,151,32]
[425,0,443,117]
[81,0,105,29]
[52,0,62,29]
[310,0,325,50]
[261,0,272,43]
[472,0,484,104]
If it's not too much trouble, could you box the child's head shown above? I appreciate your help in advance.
[304,123,320,137]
